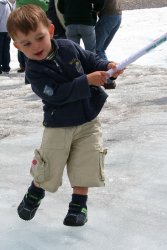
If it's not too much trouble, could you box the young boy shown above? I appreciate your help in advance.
[7,4,123,226]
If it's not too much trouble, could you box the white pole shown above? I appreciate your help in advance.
[107,32,167,77]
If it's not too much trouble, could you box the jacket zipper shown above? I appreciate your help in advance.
[53,59,62,72]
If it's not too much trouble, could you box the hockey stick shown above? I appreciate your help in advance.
[107,32,167,77]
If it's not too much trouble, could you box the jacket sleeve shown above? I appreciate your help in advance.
[93,0,105,12]
[26,63,91,106]
[0,4,5,23]
[57,0,64,14]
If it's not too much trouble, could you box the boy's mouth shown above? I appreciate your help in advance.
[34,50,43,56]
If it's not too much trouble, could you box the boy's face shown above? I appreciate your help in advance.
[14,23,54,61]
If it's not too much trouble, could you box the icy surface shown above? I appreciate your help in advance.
[0,7,167,250]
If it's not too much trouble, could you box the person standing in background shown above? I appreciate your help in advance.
[57,0,105,53]
[95,0,122,60]
[0,0,13,74]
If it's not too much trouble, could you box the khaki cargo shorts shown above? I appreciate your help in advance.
[30,118,107,192]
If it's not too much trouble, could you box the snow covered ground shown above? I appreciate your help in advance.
[0,7,167,250]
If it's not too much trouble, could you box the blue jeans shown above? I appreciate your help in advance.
[66,24,96,53]
[95,14,122,60]
[0,32,11,73]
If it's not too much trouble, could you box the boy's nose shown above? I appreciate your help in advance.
[32,42,40,50]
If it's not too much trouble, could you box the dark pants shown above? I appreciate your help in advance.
[18,50,26,68]
[24,56,29,84]
[17,50,29,84]
[0,32,11,73]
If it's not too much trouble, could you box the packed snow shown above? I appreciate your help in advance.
[0,7,167,250]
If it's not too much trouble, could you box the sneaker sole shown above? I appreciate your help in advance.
[63,215,88,227]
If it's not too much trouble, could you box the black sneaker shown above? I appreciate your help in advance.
[17,189,45,221]
[63,202,88,226]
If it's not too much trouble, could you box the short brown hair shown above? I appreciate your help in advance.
[7,4,51,40]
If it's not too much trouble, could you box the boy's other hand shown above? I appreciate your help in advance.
[87,71,108,86]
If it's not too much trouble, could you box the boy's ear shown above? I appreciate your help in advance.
[49,24,55,38]
[13,42,20,50]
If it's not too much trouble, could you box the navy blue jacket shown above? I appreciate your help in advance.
[26,39,109,127]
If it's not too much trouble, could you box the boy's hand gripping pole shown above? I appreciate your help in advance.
[107,32,167,77]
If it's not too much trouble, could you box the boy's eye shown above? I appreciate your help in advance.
[37,36,44,41]
[23,43,31,47]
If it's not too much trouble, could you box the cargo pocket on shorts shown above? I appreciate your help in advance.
[30,149,50,183]
[99,148,107,181]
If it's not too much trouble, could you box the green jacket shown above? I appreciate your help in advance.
[16,0,49,12]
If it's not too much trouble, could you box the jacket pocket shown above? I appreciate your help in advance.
[99,148,107,181]
[30,149,50,183]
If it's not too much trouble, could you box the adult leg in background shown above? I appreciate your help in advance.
[66,24,81,44]
[95,14,122,60]
[79,25,96,52]
[1,33,11,72]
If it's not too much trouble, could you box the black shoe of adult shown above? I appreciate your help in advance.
[63,202,88,226]
[17,189,45,221]
[104,80,116,89]
[17,67,25,73]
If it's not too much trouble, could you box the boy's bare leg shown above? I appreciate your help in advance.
[73,187,88,195]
